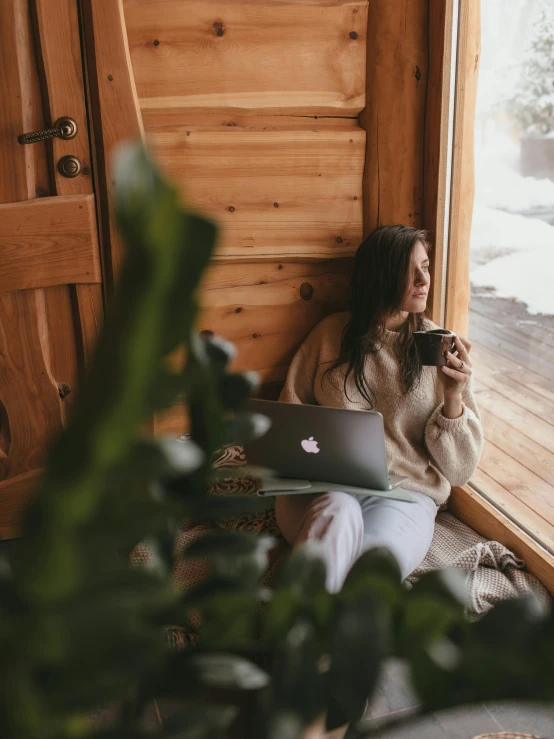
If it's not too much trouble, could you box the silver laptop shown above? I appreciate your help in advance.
[242,399,417,503]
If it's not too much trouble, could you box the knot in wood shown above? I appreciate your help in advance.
[153,39,160,46]
[415,66,422,81]
[213,21,225,36]
[228,206,235,212]
[300,282,314,301]
[57,383,72,400]
[273,202,279,207]
[349,31,358,39]
[336,236,343,243]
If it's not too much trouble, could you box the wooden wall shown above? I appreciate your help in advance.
[119,0,367,409]
[85,0,458,424]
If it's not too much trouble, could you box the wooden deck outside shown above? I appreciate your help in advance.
[469,287,554,555]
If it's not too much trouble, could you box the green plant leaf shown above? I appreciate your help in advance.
[158,703,239,738]
[276,542,328,597]
[118,437,205,482]
[225,412,272,445]
[198,334,237,371]
[219,372,260,411]
[326,592,385,730]
[188,653,269,690]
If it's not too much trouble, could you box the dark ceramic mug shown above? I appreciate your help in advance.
[413,329,457,366]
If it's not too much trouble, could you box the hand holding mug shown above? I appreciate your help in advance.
[437,336,472,397]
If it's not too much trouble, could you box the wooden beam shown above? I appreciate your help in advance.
[359,0,428,235]
[80,0,144,287]
[449,485,554,598]
[444,0,481,337]
[423,0,454,325]
[0,195,101,292]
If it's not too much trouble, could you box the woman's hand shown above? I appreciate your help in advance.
[437,336,473,418]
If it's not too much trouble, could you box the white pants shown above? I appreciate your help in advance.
[275,490,438,593]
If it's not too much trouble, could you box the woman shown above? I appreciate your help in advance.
[276,225,484,592]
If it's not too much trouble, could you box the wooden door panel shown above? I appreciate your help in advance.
[41,285,80,418]
[34,0,94,196]
[0,0,103,537]
[1,195,102,291]
[0,290,65,480]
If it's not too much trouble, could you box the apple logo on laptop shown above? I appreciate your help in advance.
[301,436,320,454]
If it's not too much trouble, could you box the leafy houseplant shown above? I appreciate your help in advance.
[1,143,553,739]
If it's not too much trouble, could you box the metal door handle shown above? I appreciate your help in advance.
[17,116,78,145]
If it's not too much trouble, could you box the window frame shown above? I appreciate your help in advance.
[430,0,554,596]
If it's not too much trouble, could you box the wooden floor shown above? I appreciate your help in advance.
[469,287,554,555]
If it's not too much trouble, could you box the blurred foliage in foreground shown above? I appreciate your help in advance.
[0,144,553,739]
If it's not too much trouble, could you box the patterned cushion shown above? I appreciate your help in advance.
[208,444,282,537]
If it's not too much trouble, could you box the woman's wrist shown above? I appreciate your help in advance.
[442,393,463,419]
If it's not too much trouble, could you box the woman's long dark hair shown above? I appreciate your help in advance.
[322,225,430,408]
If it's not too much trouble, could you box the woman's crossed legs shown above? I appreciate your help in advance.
[275,490,438,592]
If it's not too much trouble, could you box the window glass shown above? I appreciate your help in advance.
[469,0,554,553]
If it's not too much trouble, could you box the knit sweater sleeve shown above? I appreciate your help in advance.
[278,341,319,405]
[424,377,484,486]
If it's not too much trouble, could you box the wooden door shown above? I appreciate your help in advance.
[0,0,103,539]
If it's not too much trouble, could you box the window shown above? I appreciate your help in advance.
[467,0,554,555]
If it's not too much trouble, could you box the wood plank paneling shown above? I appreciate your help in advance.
[141,112,360,132]
[198,259,351,383]
[147,121,364,261]
[359,0,428,234]
[0,195,101,292]
[124,0,367,116]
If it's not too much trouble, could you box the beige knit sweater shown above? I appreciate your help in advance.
[279,312,484,505]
